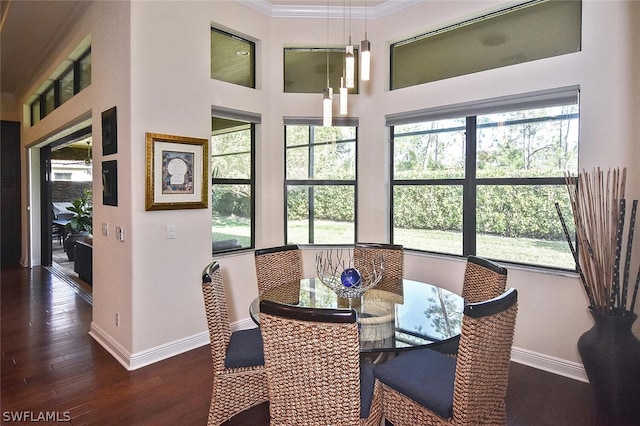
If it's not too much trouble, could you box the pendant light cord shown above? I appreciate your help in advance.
[364,0,368,39]
[326,0,330,87]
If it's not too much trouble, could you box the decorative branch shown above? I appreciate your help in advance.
[562,167,637,316]
[612,199,625,313]
[556,202,595,307]
[622,200,637,311]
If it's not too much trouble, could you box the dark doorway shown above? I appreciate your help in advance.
[41,126,93,288]
[1,121,22,267]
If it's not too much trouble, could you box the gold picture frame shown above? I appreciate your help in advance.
[145,132,208,211]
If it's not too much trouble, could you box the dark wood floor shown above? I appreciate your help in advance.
[0,265,621,425]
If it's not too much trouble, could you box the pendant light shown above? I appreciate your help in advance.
[345,0,355,88]
[345,44,355,88]
[340,77,348,115]
[360,0,371,81]
[339,0,348,115]
[322,1,333,127]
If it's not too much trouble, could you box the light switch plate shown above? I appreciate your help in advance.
[116,226,125,242]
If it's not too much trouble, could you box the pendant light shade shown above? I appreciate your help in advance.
[340,77,348,115]
[323,87,333,127]
[360,0,371,81]
[360,38,370,81]
[322,0,332,127]
[345,44,355,89]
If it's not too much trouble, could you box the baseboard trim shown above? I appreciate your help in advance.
[92,320,586,381]
[127,332,210,370]
[89,322,133,370]
[511,346,587,382]
[231,317,258,331]
[89,322,210,371]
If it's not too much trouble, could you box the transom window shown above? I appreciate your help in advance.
[285,119,358,244]
[284,48,358,94]
[29,47,91,126]
[211,27,255,88]
[390,0,582,89]
[390,87,579,270]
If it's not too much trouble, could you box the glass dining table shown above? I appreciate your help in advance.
[249,278,464,354]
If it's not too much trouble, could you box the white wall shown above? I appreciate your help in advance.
[17,0,640,375]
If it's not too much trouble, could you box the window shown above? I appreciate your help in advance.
[28,47,91,126]
[285,118,358,244]
[58,65,75,105]
[211,107,258,253]
[284,48,358,94]
[53,172,72,181]
[42,84,55,118]
[390,87,579,270]
[390,0,582,90]
[77,48,91,91]
[211,27,255,88]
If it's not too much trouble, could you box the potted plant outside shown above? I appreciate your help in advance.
[556,167,640,422]
[63,189,93,261]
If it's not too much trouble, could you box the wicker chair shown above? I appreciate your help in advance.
[354,243,404,295]
[259,300,383,426]
[430,255,508,356]
[201,261,268,425]
[374,287,518,426]
[254,245,302,301]
[462,255,507,303]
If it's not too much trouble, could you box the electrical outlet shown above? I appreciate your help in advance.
[115,312,120,327]
[102,223,108,236]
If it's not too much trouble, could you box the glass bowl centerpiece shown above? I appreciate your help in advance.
[316,248,384,299]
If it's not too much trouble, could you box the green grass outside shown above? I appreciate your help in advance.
[213,216,575,269]
[212,216,251,247]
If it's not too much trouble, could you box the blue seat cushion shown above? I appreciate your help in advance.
[224,327,265,369]
[360,361,376,419]
[373,348,456,420]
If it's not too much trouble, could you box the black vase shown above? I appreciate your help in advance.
[577,307,640,422]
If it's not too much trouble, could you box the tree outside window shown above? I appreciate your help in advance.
[285,123,357,245]
[211,118,255,252]
[391,101,579,270]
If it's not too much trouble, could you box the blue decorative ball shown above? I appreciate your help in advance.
[341,268,361,288]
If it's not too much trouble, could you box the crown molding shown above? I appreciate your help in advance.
[235,0,422,19]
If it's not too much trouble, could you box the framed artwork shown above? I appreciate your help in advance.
[145,132,208,211]
[102,160,118,206]
[101,106,117,155]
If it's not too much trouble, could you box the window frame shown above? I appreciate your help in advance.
[389,87,580,271]
[284,118,359,245]
[389,0,582,90]
[211,107,258,254]
[210,26,256,89]
[29,47,91,126]
[283,47,359,94]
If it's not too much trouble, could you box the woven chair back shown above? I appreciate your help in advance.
[259,300,361,425]
[201,261,232,372]
[354,243,404,296]
[201,261,269,425]
[452,288,518,425]
[462,255,507,303]
[254,245,302,298]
